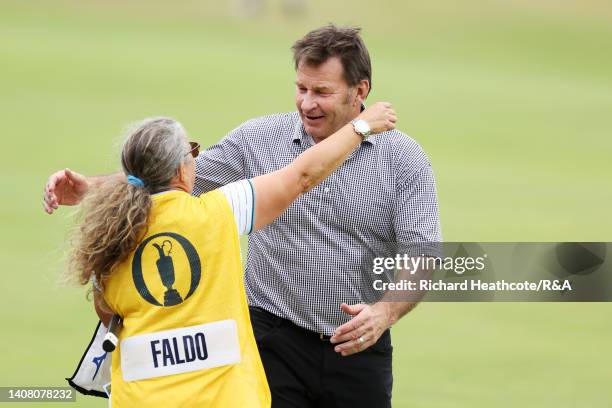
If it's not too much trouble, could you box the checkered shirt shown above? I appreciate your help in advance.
[194,112,441,335]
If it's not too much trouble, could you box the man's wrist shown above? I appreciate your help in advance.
[375,301,415,327]
[374,302,397,327]
[90,173,123,189]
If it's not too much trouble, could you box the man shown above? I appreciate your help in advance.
[44,25,441,407]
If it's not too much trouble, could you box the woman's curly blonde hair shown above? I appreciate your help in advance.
[68,117,190,310]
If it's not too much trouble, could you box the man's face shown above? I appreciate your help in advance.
[295,57,359,142]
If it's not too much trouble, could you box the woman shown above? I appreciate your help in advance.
[68,102,396,407]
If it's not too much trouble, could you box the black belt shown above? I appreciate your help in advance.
[249,306,391,351]
[249,306,333,342]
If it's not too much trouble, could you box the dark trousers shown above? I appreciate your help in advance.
[249,306,393,408]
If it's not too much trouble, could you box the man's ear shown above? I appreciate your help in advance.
[354,79,370,106]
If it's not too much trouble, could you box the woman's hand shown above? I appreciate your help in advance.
[357,102,397,134]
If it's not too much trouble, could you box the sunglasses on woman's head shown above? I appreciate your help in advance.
[186,141,200,158]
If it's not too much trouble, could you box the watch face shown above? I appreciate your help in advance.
[355,120,370,134]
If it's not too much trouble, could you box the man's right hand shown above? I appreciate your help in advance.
[43,168,90,214]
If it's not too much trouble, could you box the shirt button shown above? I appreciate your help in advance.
[324,187,330,193]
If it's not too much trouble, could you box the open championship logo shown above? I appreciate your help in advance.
[132,232,202,307]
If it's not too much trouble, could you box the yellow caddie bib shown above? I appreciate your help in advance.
[103,189,270,407]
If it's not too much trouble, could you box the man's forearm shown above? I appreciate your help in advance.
[375,300,418,327]
[376,259,434,326]
[88,172,124,190]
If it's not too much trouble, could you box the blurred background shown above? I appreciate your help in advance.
[1,0,611,406]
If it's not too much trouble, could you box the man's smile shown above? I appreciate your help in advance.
[304,114,325,123]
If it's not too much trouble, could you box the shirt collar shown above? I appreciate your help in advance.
[292,113,377,147]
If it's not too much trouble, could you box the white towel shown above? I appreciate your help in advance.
[66,320,112,399]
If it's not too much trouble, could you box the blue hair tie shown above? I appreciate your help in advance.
[127,175,145,188]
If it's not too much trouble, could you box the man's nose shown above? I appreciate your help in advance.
[300,92,318,112]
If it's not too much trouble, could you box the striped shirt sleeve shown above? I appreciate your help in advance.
[219,179,255,235]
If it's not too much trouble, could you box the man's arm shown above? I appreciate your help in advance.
[330,261,433,356]
[331,163,442,356]
[42,122,250,213]
[43,169,123,214]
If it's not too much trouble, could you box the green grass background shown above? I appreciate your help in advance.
[1,0,611,406]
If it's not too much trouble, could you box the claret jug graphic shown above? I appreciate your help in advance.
[152,240,183,306]
[132,232,202,307]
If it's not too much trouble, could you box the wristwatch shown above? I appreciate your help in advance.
[351,119,372,139]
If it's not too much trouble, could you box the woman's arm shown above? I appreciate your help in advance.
[251,102,396,231]
[94,290,114,327]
